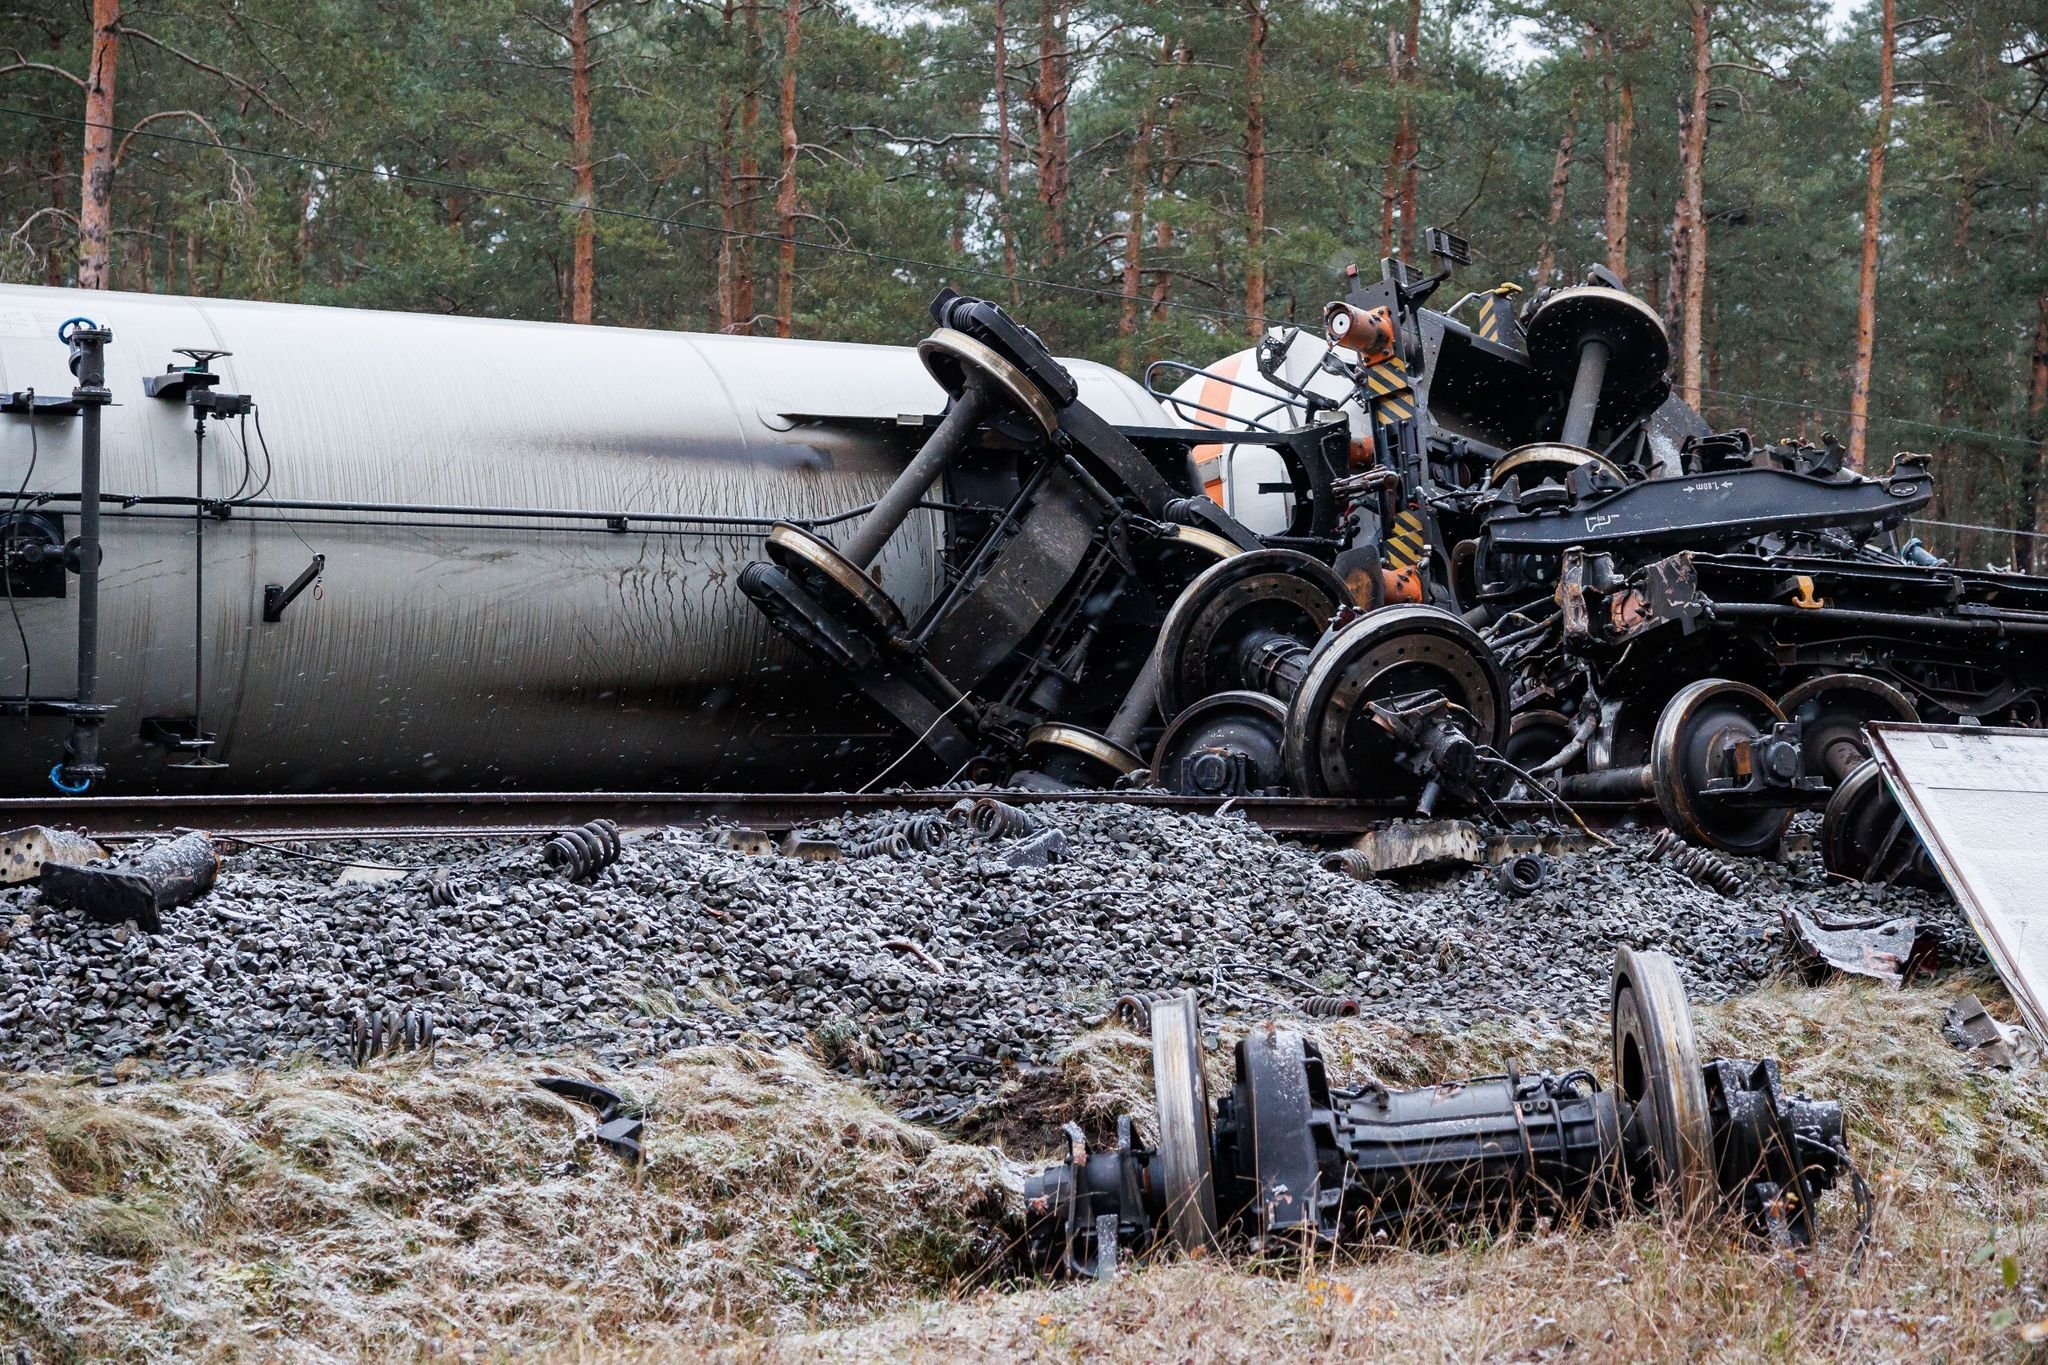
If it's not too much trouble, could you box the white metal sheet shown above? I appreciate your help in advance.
[1867,724,2048,1037]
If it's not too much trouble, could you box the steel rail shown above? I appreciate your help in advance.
[0,788,1643,841]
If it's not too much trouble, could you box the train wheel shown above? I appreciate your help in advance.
[1154,549,1352,720]
[1777,673,1918,786]
[1150,690,1288,796]
[764,522,906,637]
[1149,992,1219,1252]
[1611,947,1714,1213]
[1017,723,1144,790]
[1821,758,1941,890]
[917,327,1058,438]
[1648,679,1794,858]
[1281,605,1507,799]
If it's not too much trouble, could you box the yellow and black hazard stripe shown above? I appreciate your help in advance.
[1385,508,1428,569]
[1475,282,1523,347]
[1361,357,1416,425]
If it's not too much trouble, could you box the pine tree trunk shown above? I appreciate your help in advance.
[76,0,120,290]
[1379,28,1400,259]
[1535,103,1577,286]
[774,0,801,338]
[569,0,598,325]
[1119,37,1166,368]
[1397,0,1421,260]
[1033,0,1070,255]
[1603,73,1633,282]
[1847,0,1897,471]
[1243,0,1267,335]
[736,2,762,333]
[1674,0,1712,410]
[716,0,739,330]
[993,0,1020,301]
[2026,289,2048,569]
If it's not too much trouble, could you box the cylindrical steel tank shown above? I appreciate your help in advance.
[0,284,1167,794]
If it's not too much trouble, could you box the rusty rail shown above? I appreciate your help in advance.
[0,788,1643,842]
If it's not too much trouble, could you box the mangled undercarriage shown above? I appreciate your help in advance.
[736,238,2048,860]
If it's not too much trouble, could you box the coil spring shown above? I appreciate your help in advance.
[970,798,1040,840]
[425,874,473,908]
[542,818,622,881]
[1647,829,1747,897]
[350,1005,436,1068]
[889,813,951,854]
[1112,993,1152,1032]
[1495,852,1548,898]
[845,832,913,860]
[1300,995,1361,1018]
[1321,848,1374,882]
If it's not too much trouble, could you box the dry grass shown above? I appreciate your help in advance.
[4,979,2046,1362]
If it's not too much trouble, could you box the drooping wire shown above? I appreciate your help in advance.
[4,413,35,707]
[248,405,318,559]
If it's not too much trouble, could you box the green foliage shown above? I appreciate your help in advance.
[2,0,2044,550]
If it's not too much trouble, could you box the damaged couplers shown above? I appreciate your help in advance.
[1023,948,1854,1278]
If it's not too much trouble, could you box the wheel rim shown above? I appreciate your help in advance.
[1153,549,1351,719]
[1649,678,1793,857]
[1150,690,1288,795]
[1777,672,1918,786]
[1821,757,1937,889]
[1504,708,1576,775]
[916,327,1058,437]
[1021,723,1142,785]
[1281,605,1507,799]
[1149,991,1218,1251]
[764,522,906,636]
[1611,947,1714,1213]
[1488,442,1626,492]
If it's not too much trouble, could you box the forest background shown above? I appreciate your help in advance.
[3,0,2045,565]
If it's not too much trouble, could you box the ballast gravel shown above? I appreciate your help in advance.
[0,805,1970,1117]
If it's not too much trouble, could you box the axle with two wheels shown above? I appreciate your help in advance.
[1022,948,1855,1278]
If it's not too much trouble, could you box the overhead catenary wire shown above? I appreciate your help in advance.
[1702,385,2039,450]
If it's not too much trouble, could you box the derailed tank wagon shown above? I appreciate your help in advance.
[4,230,2045,856]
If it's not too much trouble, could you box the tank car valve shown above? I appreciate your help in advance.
[1020,952,1860,1277]
[540,818,623,881]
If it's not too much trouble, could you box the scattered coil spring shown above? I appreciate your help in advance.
[845,832,913,860]
[1496,852,1548,898]
[1300,995,1361,1018]
[350,1005,436,1067]
[890,814,951,854]
[425,874,474,908]
[542,818,622,881]
[970,798,1040,840]
[1647,829,1747,897]
[1112,993,1152,1032]
[1321,848,1374,882]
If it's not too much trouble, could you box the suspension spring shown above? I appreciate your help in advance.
[541,818,623,881]
[1647,829,1747,897]
[1112,993,1152,1032]
[889,813,952,854]
[1321,848,1374,882]
[970,797,1041,840]
[1496,852,1549,897]
[425,874,474,908]
[350,1004,436,1068]
[1300,995,1361,1018]
[845,832,913,860]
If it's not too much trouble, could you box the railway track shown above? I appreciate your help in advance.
[0,788,1639,841]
